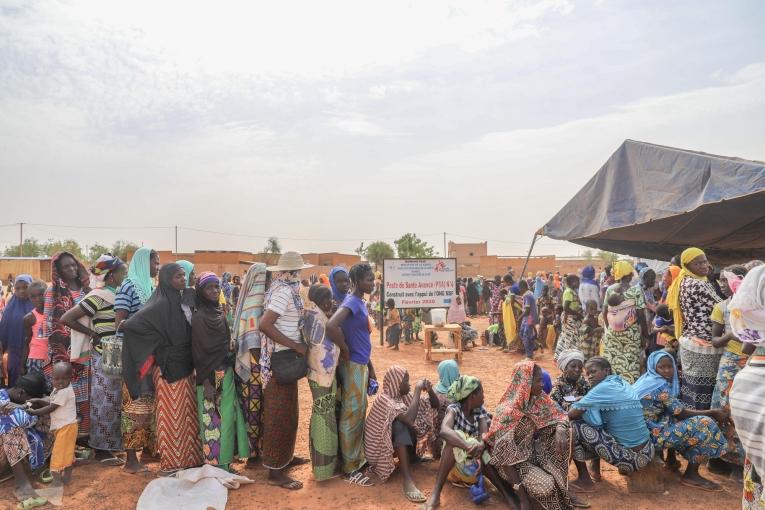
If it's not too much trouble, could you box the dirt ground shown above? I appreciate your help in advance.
[0,317,741,510]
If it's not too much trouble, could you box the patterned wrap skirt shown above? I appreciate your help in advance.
[89,351,123,451]
[679,336,724,410]
[236,352,263,458]
[261,378,299,470]
[153,367,204,472]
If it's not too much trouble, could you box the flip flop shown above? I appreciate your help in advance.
[267,478,303,490]
[571,496,591,509]
[39,469,53,484]
[17,496,47,510]
[99,457,126,466]
[680,479,723,492]
[345,471,375,487]
[404,489,427,503]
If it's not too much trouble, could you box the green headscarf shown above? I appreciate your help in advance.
[435,360,460,394]
[447,375,480,403]
[126,247,155,304]
[177,260,194,286]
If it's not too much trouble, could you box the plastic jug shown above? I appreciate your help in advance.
[431,308,446,326]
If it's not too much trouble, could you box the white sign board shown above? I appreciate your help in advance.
[382,258,457,309]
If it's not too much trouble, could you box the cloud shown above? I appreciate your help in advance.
[326,112,399,137]
[369,81,421,100]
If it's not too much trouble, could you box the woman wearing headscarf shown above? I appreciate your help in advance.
[423,375,515,510]
[259,252,313,490]
[0,275,34,387]
[709,266,750,476]
[192,271,249,472]
[660,266,681,304]
[569,357,653,487]
[42,252,91,434]
[221,272,234,323]
[364,365,437,503]
[115,246,160,473]
[578,266,600,311]
[177,259,196,311]
[0,372,50,509]
[728,265,765,508]
[633,350,727,491]
[122,263,203,475]
[550,349,590,412]
[667,247,723,410]
[601,261,647,383]
[329,265,350,314]
[486,360,581,510]
[432,360,460,456]
[231,263,267,464]
[302,284,341,481]
[60,255,127,464]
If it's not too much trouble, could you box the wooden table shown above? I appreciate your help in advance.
[422,324,462,362]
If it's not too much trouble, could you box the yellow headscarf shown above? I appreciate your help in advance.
[666,247,707,338]
[612,260,634,281]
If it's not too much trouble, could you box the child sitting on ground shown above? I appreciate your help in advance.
[578,300,603,359]
[28,362,78,486]
[385,299,402,350]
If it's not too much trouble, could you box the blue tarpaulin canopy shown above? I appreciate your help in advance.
[540,140,765,264]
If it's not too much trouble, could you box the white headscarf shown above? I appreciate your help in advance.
[729,265,765,345]
[556,349,585,372]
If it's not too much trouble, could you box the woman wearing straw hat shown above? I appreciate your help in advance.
[259,252,313,490]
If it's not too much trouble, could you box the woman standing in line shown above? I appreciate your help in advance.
[60,254,127,464]
[259,253,313,490]
[0,274,34,387]
[667,248,723,410]
[43,252,91,434]
[122,263,203,475]
[327,263,377,481]
[115,247,160,474]
[192,271,249,472]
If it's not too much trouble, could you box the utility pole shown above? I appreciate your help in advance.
[174,225,178,255]
[443,232,447,258]
[18,222,23,257]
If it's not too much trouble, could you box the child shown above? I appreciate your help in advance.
[653,304,678,354]
[578,300,603,359]
[553,304,564,338]
[537,306,554,353]
[23,280,48,377]
[385,298,402,350]
[28,362,78,486]
[412,310,423,341]
[402,310,414,344]
[606,289,624,308]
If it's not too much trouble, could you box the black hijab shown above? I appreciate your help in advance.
[122,263,193,398]
[191,278,230,385]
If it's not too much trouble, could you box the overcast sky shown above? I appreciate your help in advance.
[1,0,764,258]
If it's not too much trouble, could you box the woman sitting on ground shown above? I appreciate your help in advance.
[568,357,654,491]
[432,360,460,457]
[422,375,515,510]
[550,349,590,412]
[364,365,438,503]
[633,350,727,491]
[486,360,587,510]
[0,372,50,510]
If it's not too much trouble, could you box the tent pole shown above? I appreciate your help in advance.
[520,233,540,279]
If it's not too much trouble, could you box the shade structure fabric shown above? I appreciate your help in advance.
[541,140,765,264]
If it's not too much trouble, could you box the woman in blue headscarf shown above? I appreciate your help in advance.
[0,275,34,386]
[328,266,350,314]
[633,350,728,491]
[432,359,461,455]
[578,266,600,311]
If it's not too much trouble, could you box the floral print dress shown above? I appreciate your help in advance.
[603,285,645,383]
[638,382,726,464]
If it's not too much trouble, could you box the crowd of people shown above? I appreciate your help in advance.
[0,246,763,509]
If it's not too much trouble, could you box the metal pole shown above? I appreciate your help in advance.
[520,232,540,279]
[174,225,178,255]
[379,271,385,347]
[443,232,447,257]
[19,222,23,257]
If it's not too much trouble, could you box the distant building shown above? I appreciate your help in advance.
[0,256,52,282]
[446,242,595,278]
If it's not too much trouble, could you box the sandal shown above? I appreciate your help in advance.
[17,496,47,510]
[569,481,596,493]
[39,469,53,484]
[570,494,591,508]
[99,457,126,467]
[267,478,303,490]
[680,478,723,492]
[404,489,427,503]
[345,471,375,487]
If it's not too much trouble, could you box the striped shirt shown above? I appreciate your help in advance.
[266,284,301,352]
[79,292,117,351]
[114,280,145,338]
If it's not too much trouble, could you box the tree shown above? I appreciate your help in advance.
[597,250,619,266]
[3,238,44,257]
[364,241,394,267]
[263,237,281,265]
[111,241,141,261]
[42,239,85,261]
[394,233,435,259]
[88,243,111,263]
[582,249,594,263]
